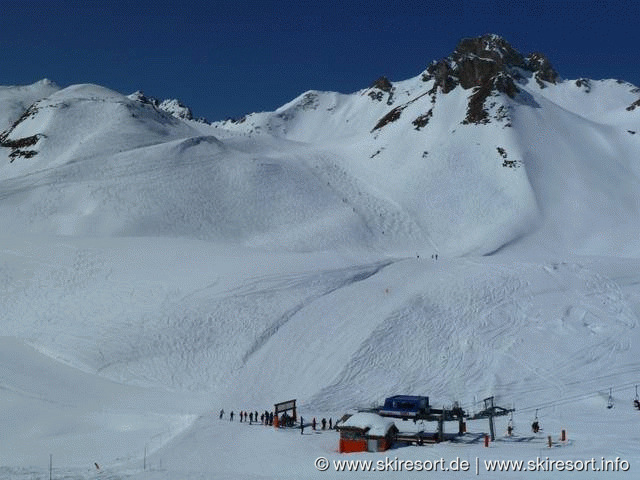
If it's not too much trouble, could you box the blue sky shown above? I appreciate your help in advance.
[1,0,638,121]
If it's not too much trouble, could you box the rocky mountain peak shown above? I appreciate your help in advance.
[525,52,558,86]
[454,34,526,69]
[128,91,209,124]
[370,76,393,92]
[424,34,558,95]
[418,34,559,124]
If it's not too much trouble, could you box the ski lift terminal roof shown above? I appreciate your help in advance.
[339,412,396,437]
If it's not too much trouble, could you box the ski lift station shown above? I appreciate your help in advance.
[337,394,514,452]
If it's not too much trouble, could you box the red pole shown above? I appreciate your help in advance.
[484,435,489,447]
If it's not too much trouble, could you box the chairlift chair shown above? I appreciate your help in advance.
[506,412,514,436]
[531,409,540,433]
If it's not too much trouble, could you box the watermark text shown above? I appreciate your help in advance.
[314,455,631,474]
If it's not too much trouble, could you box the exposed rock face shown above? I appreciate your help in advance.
[158,99,194,121]
[128,91,209,123]
[627,98,640,111]
[454,35,525,90]
[425,34,558,94]
[526,52,558,87]
[370,76,393,92]
[575,78,592,93]
[366,35,564,131]
[0,103,44,162]
[422,34,558,124]
[368,76,395,104]
[412,109,433,130]
[372,106,404,131]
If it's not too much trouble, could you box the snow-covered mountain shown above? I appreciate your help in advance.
[213,34,640,257]
[1,34,640,479]
[2,34,639,256]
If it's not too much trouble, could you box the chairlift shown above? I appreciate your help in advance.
[607,388,614,409]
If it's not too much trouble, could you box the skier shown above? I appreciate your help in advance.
[249,412,253,424]
[312,417,316,430]
[230,411,234,421]
[300,416,304,435]
[219,409,224,420]
[329,418,333,429]
[321,418,327,430]
[531,420,539,433]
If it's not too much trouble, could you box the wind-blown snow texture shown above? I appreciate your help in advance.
[1,35,640,478]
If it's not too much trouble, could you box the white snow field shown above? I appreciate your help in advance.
[2,36,640,478]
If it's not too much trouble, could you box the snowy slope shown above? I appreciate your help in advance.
[2,237,640,479]
[2,53,640,255]
[1,34,640,479]
[510,86,640,255]
[209,35,640,256]
[0,84,199,177]
[0,79,59,130]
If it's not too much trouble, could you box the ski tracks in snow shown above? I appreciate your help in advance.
[239,260,395,365]
[305,151,438,251]
[306,257,640,415]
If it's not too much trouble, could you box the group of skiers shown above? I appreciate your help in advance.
[299,416,333,434]
[219,409,275,425]
[218,408,334,433]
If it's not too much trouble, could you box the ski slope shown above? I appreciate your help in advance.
[2,238,640,479]
[1,34,640,478]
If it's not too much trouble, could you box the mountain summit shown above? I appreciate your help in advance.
[424,34,558,123]
[426,33,558,94]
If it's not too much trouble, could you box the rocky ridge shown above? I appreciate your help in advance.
[422,34,557,124]
[0,104,44,162]
[362,34,560,128]
[424,34,558,94]
[128,91,209,123]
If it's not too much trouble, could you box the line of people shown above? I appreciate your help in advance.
[219,408,335,432]
[219,409,276,425]
[300,416,333,434]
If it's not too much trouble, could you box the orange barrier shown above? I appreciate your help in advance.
[339,438,367,453]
